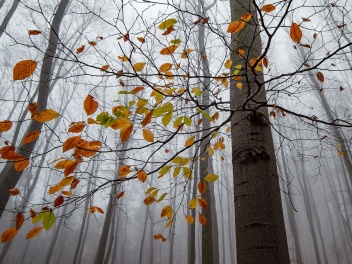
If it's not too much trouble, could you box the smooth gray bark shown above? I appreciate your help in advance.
[0,0,19,39]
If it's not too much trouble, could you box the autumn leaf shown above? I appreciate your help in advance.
[198,180,206,194]
[240,13,252,21]
[49,184,63,195]
[68,122,85,133]
[28,102,39,117]
[227,21,246,33]
[84,95,98,116]
[144,196,156,205]
[198,214,207,225]
[70,178,80,189]
[317,72,324,82]
[160,45,178,55]
[185,135,195,147]
[64,160,80,176]
[120,124,133,142]
[100,65,109,71]
[137,37,145,43]
[22,131,41,145]
[142,129,154,142]
[141,110,153,127]
[198,197,208,208]
[153,234,164,240]
[33,109,59,122]
[224,59,232,69]
[13,60,37,81]
[162,26,175,36]
[1,227,18,243]
[262,4,276,12]
[290,23,302,43]
[96,207,104,214]
[9,188,20,196]
[158,18,177,30]
[28,30,41,35]
[161,206,171,218]
[54,196,64,207]
[0,120,12,132]
[16,213,25,230]
[204,173,219,182]
[133,62,146,72]
[26,227,43,240]
[63,136,83,152]
[184,215,194,224]
[88,41,97,46]
[189,198,197,209]
[14,159,29,172]
[76,45,85,54]
[159,63,173,72]
[132,86,144,94]
[116,191,125,199]
[59,176,75,187]
[118,55,129,62]
[43,211,55,230]
[61,191,72,196]
[181,49,194,59]
[119,165,132,178]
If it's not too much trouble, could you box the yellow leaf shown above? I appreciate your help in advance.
[61,191,73,196]
[198,214,207,225]
[165,219,173,228]
[59,176,75,187]
[49,184,63,195]
[137,170,147,182]
[181,49,195,59]
[262,4,276,12]
[159,63,173,72]
[22,130,41,145]
[133,62,146,72]
[14,159,29,172]
[1,227,18,243]
[26,227,43,240]
[13,60,37,81]
[161,206,171,218]
[236,82,243,89]
[185,215,194,224]
[158,18,177,30]
[204,173,219,182]
[338,150,346,157]
[84,95,98,116]
[160,45,178,55]
[189,198,197,209]
[227,21,246,33]
[119,165,132,178]
[33,109,59,122]
[290,23,302,43]
[224,59,232,69]
[142,129,154,142]
[0,120,12,132]
[185,135,195,147]
[118,55,129,62]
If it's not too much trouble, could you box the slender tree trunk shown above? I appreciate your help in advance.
[229,1,289,263]
[0,0,20,39]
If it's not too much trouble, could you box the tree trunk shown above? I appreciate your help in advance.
[229,1,289,263]
[0,0,20,39]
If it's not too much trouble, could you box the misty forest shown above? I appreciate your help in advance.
[0,0,352,263]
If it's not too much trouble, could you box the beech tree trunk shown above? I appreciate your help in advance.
[229,1,289,263]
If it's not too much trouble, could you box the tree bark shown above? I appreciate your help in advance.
[229,1,289,263]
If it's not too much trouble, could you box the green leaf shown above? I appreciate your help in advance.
[170,39,181,44]
[196,108,213,122]
[159,166,172,175]
[32,211,49,224]
[204,173,219,182]
[233,64,242,75]
[183,167,192,179]
[174,116,183,127]
[158,18,177,30]
[96,112,116,128]
[145,187,157,195]
[157,193,168,203]
[172,157,190,166]
[173,167,181,178]
[191,87,203,96]
[43,211,56,231]
[162,112,173,127]
[184,117,192,126]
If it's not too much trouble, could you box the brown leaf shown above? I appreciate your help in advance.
[116,191,125,199]
[160,45,178,55]
[1,227,18,243]
[120,124,133,142]
[70,178,80,189]
[137,170,147,182]
[0,120,12,132]
[68,123,85,133]
[262,4,276,12]
[54,196,64,207]
[28,102,39,117]
[14,159,29,172]
[198,181,206,194]
[76,45,85,54]
[13,60,37,81]
[317,72,324,82]
[16,213,25,230]
[162,26,175,36]
[28,30,41,35]
[290,23,302,43]
[33,109,59,122]
[22,131,41,145]
[63,136,84,152]
[26,227,43,240]
[197,197,208,208]
[141,110,153,127]
[198,213,207,225]
[84,95,98,115]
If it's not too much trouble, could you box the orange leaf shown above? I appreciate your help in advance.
[61,191,72,196]
[118,55,129,62]
[89,206,96,213]
[101,65,109,71]
[263,57,269,68]
[16,213,25,230]
[142,129,154,142]
[116,191,125,199]
[262,4,276,12]
[198,213,207,225]
[9,188,20,196]
[26,227,43,240]
[68,123,85,133]
[153,234,164,240]
[238,48,245,57]
[198,181,206,194]
[181,49,194,59]
[240,13,252,21]
[59,176,75,187]
[30,209,36,219]
[137,170,147,182]
[137,37,145,43]
[54,159,76,169]
[224,60,232,69]
[64,160,80,176]
[197,197,208,208]
[54,196,64,207]
[317,72,324,82]
[162,26,175,36]
[88,41,97,46]
[84,95,98,116]
[96,207,104,214]
[185,215,194,224]
[33,109,59,122]
[70,179,80,189]
[290,23,302,43]
[185,135,195,147]
[160,45,178,55]
[0,146,22,160]
[119,165,132,178]
[161,206,171,218]
[49,184,63,195]
[28,30,41,35]
[159,63,173,72]
[132,86,144,94]
[13,60,37,81]
[227,21,246,33]
[63,136,83,152]
[144,196,156,205]
[22,131,41,145]
[28,102,39,117]
[133,62,146,72]
[141,110,153,127]
[14,159,29,171]
[1,227,18,243]
[76,45,85,54]
[120,124,133,142]
[0,120,12,132]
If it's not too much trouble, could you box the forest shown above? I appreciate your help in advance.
[0,0,352,263]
